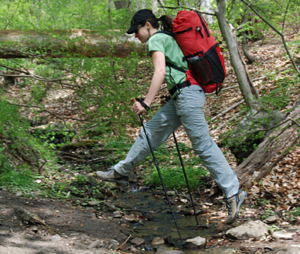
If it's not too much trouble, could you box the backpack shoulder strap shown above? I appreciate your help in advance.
[152,31,186,73]
[166,61,186,73]
[153,30,174,37]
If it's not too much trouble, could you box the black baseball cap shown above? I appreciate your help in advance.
[126,9,155,34]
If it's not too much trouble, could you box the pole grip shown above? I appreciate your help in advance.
[131,98,137,103]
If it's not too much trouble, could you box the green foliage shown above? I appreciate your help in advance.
[227,0,300,42]
[34,64,64,79]
[0,162,38,192]
[146,165,208,190]
[287,207,300,222]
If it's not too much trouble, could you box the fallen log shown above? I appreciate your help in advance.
[234,106,300,190]
[0,29,146,58]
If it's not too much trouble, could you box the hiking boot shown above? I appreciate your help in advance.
[96,169,129,182]
[225,190,247,225]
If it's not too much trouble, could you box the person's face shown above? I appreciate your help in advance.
[135,22,150,43]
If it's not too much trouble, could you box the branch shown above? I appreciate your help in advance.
[117,235,132,251]
[157,0,215,16]
[240,0,300,76]
[8,103,97,123]
[282,0,292,33]
[208,99,245,123]
[211,111,242,134]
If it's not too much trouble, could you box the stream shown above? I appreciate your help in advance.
[115,186,222,253]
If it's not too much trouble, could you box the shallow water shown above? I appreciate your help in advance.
[117,188,220,253]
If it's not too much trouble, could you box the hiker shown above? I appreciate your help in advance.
[97,9,246,225]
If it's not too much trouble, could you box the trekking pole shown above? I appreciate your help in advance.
[172,132,199,226]
[132,98,184,246]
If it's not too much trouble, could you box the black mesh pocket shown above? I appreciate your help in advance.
[187,44,225,85]
[188,54,213,85]
[206,45,225,84]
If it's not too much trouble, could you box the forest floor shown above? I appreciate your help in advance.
[1,30,300,253]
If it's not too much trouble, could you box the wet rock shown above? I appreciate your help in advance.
[88,240,105,249]
[113,211,122,218]
[131,237,145,245]
[87,200,101,206]
[155,245,183,254]
[226,220,269,240]
[274,246,300,254]
[51,234,61,241]
[207,247,239,253]
[123,214,139,223]
[109,239,119,250]
[272,231,295,240]
[184,236,206,249]
[263,215,278,224]
[165,236,177,246]
[129,245,140,253]
[151,237,165,245]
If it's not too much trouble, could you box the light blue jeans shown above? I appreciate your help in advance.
[114,85,239,198]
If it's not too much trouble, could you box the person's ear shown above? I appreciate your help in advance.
[145,21,151,29]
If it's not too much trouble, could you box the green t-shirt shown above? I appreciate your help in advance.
[148,31,188,93]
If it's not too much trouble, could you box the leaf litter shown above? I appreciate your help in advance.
[1,30,300,253]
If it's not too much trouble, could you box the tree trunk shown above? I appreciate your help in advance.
[215,0,258,108]
[0,30,147,58]
[241,8,256,64]
[235,106,300,190]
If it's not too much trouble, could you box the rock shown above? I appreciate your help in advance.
[131,237,145,246]
[79,233,90,240]
[184,236,206,249]
[123,214,139,223]
[109,239,119,250]
[155,245,183,254]
[31,226,38,233]
[274,246,300,254]
[167,191,176,196]
[208,247,239,253]
[113,211,122,218]
[226,220,269,240]
[129,245,140,253]
[94,192,105,199]
[16,191,23,197]
[88,240,105,249]
[272,231,294,240]
[264,215,278,224]
[104,182,119,190]
[14,207,45,225]
[165,236,177,247]
[87,200,101,206]
[156,250,183,254]
[151,237,165,245]
[51,234,61,241]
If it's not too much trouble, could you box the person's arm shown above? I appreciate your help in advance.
[132,51,166,115]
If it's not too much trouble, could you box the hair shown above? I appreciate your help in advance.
[141,15,173,32]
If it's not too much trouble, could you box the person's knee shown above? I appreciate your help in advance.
[192,136,213,154]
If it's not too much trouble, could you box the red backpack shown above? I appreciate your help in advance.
[158,10,226,94]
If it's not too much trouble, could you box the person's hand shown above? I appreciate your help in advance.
[132,101,146,115]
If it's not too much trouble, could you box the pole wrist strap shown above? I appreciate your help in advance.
[135,98,150,111]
